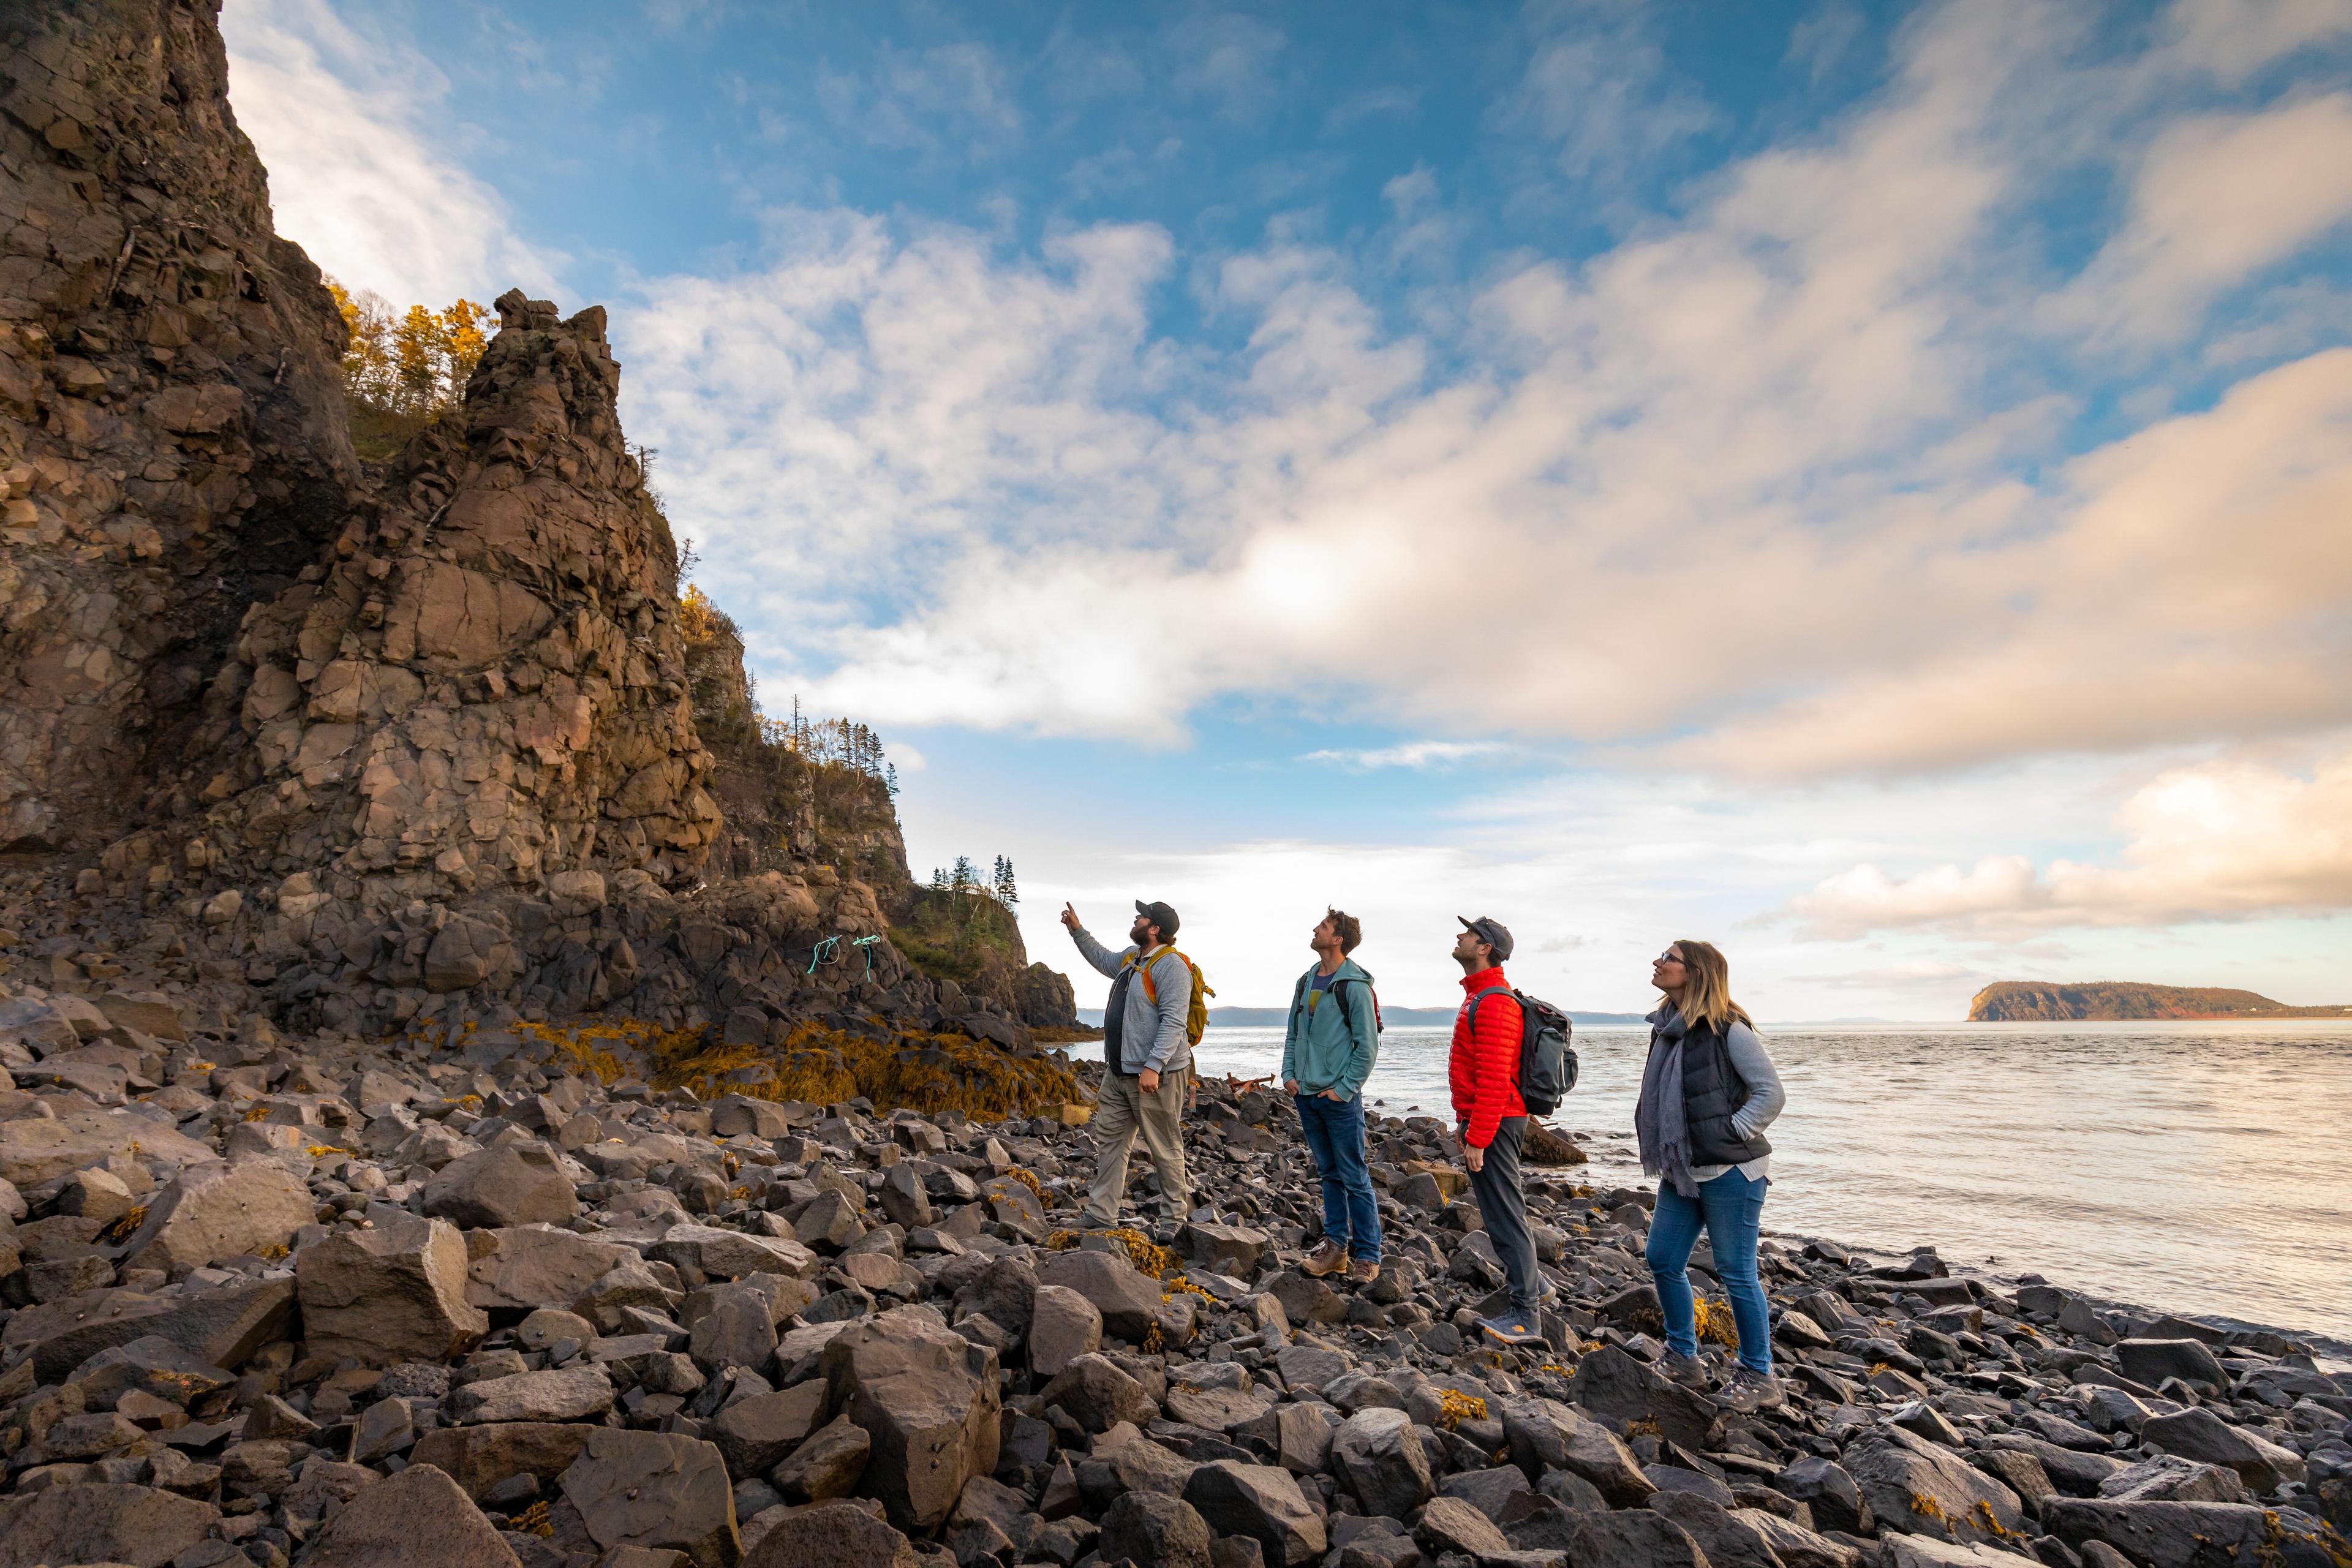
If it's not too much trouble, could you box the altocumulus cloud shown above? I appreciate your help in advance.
[619,0,2352,784]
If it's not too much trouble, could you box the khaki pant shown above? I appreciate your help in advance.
[1085,1067,1190,1224]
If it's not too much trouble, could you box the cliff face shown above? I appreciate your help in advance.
[1967,980,2352,1022]
[1,0,356,853]
[0,0,1072,1053]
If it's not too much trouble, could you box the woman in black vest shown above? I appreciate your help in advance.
[1637,939,1787,1411]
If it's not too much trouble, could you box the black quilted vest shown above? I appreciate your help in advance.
[1681,1019,1771,1167]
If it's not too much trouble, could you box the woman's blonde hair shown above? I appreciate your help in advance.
[1664,939,1754,1035]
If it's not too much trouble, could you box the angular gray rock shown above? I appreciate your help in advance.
[423,1142,581,1228]
[740,1497,921,1568]
[1027,1282,1102,1377]
[1041,1351,1156,1433]
[560,1428,742,1568]
[300,1463,519,1568]
[118,1158,315,1277]
[0,1482,220,1568]
[450,1364,616,1424]
[2138,1407,2304,1492]
[1332,1407,1434,1520]
[771,1413,872,1503]
[1844,1433,2025,1545]
[1102,1489,1216,1568]
[820,1305,1001,1532]
[296,1212,488,1366]
[1036,1248,1166,1342]
[1184,1461,1330,1567]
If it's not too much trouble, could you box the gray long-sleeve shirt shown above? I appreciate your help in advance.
[1069,925,1193,1076]
[1689,1020,1786,1184]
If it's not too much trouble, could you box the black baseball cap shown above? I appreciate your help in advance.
[1135,900,1180,939]
[1457,915,1513,961]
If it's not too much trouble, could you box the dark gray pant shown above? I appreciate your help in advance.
[1468,1116,1540,1313]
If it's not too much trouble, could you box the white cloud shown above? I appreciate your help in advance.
[1787,742,2352,938]
[1301,741,1512,770]
[2059,94,2352,339]
[221,0,559,305]
[627,1,2352,783]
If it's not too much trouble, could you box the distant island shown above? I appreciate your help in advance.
[1968,981,2352,1022]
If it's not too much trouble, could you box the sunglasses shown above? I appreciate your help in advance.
[1654,952,1687,965]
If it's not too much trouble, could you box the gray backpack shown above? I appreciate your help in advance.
[1466,987,1578,1116]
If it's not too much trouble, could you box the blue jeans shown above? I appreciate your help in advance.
[1295,1091,1381,1263]
[1646,1167,1772,1373]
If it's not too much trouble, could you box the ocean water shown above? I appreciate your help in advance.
[1184,1019,2352,1356]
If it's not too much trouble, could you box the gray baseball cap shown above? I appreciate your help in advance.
[1135,899,1181,939]
[1457,915,1513,961]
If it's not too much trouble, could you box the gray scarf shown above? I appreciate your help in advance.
[1637,1005,1697,1198]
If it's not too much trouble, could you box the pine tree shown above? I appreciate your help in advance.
[951,855,978,892]
[930,866,948,891]
[884,763,899,800]
[993,856,1019,907]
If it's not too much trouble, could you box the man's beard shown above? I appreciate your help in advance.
[1131,922,1153,948]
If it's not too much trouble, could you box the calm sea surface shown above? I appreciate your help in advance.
[1185,1020,2352,1357]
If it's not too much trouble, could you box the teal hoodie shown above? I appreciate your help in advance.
[1278,957,1379,1101]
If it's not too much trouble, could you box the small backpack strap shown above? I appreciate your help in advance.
[1464,984,1514,1028]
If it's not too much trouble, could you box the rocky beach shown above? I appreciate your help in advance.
[2,4,2350,1568]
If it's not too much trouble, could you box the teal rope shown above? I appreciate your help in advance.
[807,936,839,974]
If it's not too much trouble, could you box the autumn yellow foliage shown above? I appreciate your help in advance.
[325,276,496,459]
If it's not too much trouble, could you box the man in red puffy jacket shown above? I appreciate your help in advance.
[1450,915,1542,1344]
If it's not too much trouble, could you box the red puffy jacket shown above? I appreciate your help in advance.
[1449,965,1525,1148]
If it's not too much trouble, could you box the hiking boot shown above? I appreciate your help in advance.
[1659,1352,1709,1389]
[1300,1241,1349,1278]
[1478,1309,1544,1346]
[1347,1257,1381,1286]
[1720,1367,1785,1411]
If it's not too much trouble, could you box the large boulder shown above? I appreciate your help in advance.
[296,1213,486,1366]
[1102,1490,1215,1568]
[2114,1339,2228,1392]
[118,1159,315,1277]
[2139,1408,2304,1493]
[13,1273,293,1383]
[1184,1461,1329,1567]
[300,1463,518,1567]
[820,1305,1001,1532]
[0,1482,220,1568]
[1332,1407,1433,1519]
[1570,1345,1721,1452]
[712,1382,832,1479]
[409,1423,594,1499]
[1844,1433,2025,1545]
[465,1224,640,1313]
[0,1109,213,1188]
[652,1223,821,1281]
[1504,1396,1654,1506]
[741,1498,920,1568]
[1027,1283,1102,1378]
[560,1428,741,1568]
[423,1143,579,1229]
[449,1365,615,1425]
[1040,1351,1156,1433]
[2047,1499,2341,1568]
[1036,1248,1164,1341]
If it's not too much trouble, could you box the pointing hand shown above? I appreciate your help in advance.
[1060,902,1081,930]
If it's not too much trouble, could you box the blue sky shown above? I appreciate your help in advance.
[223,0,2352,1015]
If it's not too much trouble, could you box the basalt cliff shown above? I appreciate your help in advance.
[0,0,1077,1099]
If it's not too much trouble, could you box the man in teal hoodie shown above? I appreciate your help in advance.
[1282,907,1382,1283]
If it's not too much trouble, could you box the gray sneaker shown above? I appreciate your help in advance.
[1720,1366,1784,1411]
[1660,1352,1709,1388]
[1479,1310,1544,1346]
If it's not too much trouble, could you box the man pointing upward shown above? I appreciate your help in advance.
[1063,899,1194,1227]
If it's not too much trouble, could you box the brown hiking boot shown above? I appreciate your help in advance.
[1300,1241,1349,1277]
[1347,1257,1381,1286]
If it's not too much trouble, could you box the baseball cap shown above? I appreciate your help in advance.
[1457,914,1513,961]
[1135,899,1181,940]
